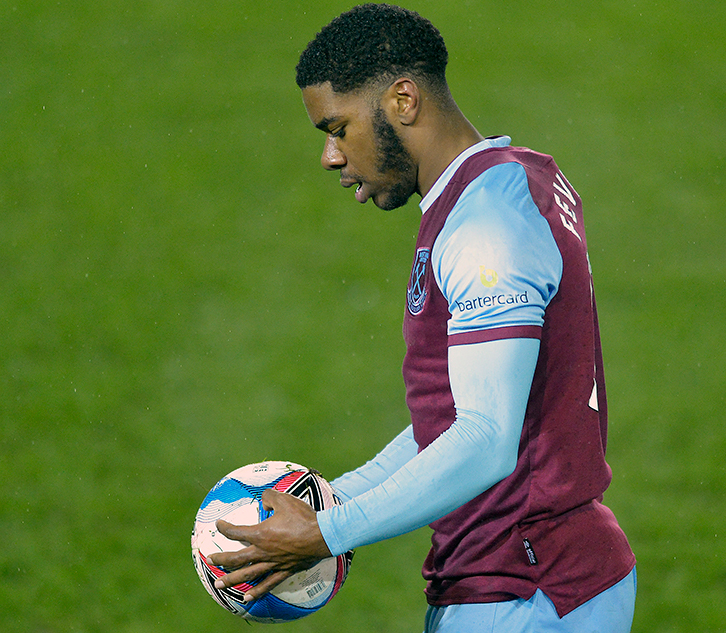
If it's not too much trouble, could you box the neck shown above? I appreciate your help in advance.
[414,108,485,198]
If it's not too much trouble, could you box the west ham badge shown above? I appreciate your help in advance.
[407,248,430,315]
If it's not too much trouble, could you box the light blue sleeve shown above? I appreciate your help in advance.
[317,337,540,556]
[432,162,561,335]
[329,425,418,502]
[317,161,560,555]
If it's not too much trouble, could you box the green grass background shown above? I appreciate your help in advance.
[2,1,724,631]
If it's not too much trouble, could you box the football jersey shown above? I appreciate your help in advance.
[403,137,635,616]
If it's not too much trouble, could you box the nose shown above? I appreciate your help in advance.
[321,135,346,171]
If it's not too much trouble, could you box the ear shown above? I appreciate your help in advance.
[387,78,420,125]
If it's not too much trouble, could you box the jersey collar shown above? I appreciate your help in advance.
[419,136,512,215]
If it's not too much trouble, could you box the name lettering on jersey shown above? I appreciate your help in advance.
[455,291,529,312]
[589,378,599,412]
[553,171,582,242]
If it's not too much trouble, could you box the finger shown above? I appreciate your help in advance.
[216,519,254,542]
[213,561,276,591]
[207,546,255,570]
[242,569,294,602]
[260,488,285,511]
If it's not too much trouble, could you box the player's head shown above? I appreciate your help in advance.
[296,3,450,102]
[297,5,453,210]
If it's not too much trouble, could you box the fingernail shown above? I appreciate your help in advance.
[214,579,225,589]
[243,593,254,603]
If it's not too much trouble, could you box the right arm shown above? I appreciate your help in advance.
[330,424,418,502]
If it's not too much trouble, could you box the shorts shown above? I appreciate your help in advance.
[423,567,636,633]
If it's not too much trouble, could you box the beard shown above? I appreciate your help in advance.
[371,108,418,210]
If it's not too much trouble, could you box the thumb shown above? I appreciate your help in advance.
[260,488,287,512]
[215,518,253,543]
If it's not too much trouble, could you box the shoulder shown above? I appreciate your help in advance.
[434,160,560,271]
[430,159,563,335]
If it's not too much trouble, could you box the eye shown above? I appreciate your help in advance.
[329,126,346,140]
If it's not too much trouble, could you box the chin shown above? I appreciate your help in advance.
[375,184,416,211]
[376,200,406,211]
[376,194,413,211]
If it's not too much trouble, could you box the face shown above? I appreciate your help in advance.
[301,82,418,210]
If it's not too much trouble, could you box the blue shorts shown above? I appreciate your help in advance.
[423,567,636,633]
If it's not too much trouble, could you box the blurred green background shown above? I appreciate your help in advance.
[1,1,724,631]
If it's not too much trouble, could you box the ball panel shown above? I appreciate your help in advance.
[245,592,318,623]
[193,501,259,556]
[192,550,255,616]
[271,557,337,607]
[191,461,352,623]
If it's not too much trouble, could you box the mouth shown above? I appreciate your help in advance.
[340,177,369,204]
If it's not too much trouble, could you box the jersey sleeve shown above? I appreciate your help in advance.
[329,425,417,502]
[431,161,562,343]
[316,337,539,556]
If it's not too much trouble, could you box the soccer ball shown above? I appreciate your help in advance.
[191,461,353,623]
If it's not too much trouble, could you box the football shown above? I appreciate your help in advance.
[191,461,353,623]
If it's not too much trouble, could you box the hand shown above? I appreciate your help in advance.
[206,489,333,602]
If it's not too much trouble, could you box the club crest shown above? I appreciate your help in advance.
[407,248,430,315]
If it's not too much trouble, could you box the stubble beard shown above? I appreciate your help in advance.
[371,108,418,211]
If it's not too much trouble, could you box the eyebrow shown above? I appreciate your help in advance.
[314,116,342,132]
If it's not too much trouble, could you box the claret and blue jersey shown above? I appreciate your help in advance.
[433,161,561,336]
[318,137,635,618]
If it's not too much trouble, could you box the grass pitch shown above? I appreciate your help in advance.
[2,1,724,631]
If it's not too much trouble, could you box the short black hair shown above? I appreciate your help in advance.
[296,4,448,95]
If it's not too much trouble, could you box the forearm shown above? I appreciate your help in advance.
[318,338,540,556]
[330,424,418,502]
[319,409,516,555]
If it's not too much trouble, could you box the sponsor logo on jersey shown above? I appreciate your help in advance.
[407,248,430,315]
[480,267,499,287]
[455,291,529,312]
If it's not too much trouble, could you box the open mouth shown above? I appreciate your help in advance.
[340,178,369,204]
[354,182,369,204]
